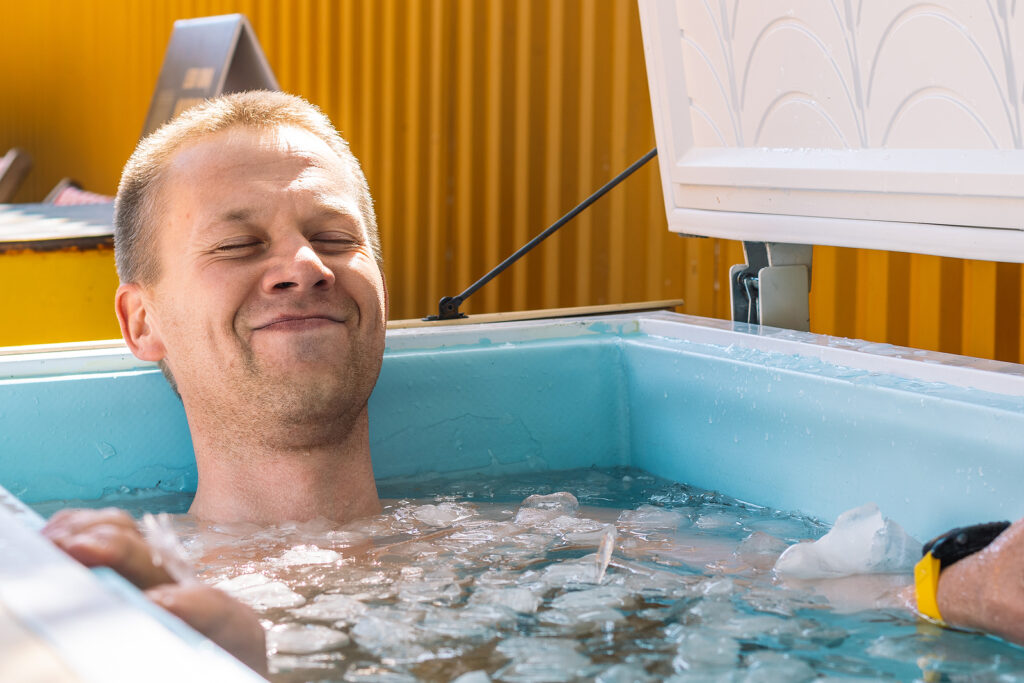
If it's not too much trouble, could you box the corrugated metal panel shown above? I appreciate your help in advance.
[0,0,1022,364]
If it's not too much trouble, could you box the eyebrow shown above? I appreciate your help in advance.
[210,204,361,227]
[220,208,253,223]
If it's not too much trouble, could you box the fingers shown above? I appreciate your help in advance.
[44,509,269,675]
[147,584,268,676]
[42,508,174,589]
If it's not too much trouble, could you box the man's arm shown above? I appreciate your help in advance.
[936,518,1024,645]
[42,508,268,676]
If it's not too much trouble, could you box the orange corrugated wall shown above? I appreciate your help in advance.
[0,0,1020,362]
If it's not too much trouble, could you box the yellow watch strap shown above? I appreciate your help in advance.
[914,551,945,625]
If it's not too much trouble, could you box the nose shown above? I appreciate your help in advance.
[262,242,336,293]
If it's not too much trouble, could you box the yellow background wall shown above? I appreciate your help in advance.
[1,0,1021,362]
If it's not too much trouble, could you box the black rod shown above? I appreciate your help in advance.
[429,146,658,320]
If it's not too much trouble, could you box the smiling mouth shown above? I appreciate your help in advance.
[254,316,344,331]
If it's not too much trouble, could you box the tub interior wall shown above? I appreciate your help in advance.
[369,338,631,479]
[2,328,1022,542]
[0,370,195,503]
[624,337,1024,539]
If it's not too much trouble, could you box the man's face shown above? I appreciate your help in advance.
[136,125,386,428]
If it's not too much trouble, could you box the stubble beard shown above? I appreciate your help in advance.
[232,332,383,448]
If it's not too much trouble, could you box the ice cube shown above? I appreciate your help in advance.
[214,573,305,610]
[397,567,463,605]
[540,558,604,587]
[618,505,686,531]
[494,637,591,681]
[773,503,921,579]
[515,492,580,525]
[538,515,602,535]
[672,631,739,671]
[458,603,519,630]
[267,623,349,655]
[564,522,617,545]
[452,672,492,683]
[742,651,816,682]
[470,587,541,614]
[520,492,580,514]
[595,663,655,683]
[289,593,367,623]
[594,527,616,583]
[419,606,496,642]
[538,606,625,634]
[276,545,342,566]
[620,570,699,601]
[734,532,789,571]
[350,614,432,663]
[411,502,474,527]
[550,586,635,611]
[694,510,745,531]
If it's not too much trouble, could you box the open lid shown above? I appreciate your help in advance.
[638,1,1024,263]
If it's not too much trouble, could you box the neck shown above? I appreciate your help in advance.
[186,408,381,524]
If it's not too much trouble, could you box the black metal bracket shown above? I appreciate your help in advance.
[425,147,658,321]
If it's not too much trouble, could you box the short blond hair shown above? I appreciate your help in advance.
[114,90,379,284]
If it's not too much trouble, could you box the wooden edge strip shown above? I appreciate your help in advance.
[387,299,684,329]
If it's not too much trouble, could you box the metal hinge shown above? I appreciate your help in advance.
[729,242,812,331]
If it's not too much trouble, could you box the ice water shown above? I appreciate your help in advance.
[34,467,1024,681]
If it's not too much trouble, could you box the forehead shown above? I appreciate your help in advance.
[163,124,358,206]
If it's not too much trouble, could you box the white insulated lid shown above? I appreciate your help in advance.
[638,1,1024,262]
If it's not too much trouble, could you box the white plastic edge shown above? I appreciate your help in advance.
[3,313,1018,396]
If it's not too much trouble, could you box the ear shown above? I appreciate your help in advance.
[115,283,166,362]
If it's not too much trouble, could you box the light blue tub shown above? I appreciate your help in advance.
[2,311,1023,679]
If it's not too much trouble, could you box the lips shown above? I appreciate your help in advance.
[253,314,344,331]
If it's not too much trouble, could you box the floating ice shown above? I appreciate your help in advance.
[214,573,305,609]
[140,512,196,584]
[457,603,519,629]
[150,468,1024,682]
[350,614,432,663]
[538,606,625,634]
[515,492,579,525]
[276,544,342,566]
[289,593,367,623]
[594,527,616,582]
[595,663,655,683]
[452,672,491,683]
[469,587,541,614]
[693,509,745,531]
[743,651,816,682]
[564,521,617,545]
[672,631,739,672]
[419,606,497,642]
[411,502,474,527]
[494,637,591,682]
[617,505,686,531]
[550,586,635,611]
[397,567,462,605]
[520,492,579,514]
[734,531,789,571]
[267,623,349,654]
[539,556,608,586]
[773,503,920,579]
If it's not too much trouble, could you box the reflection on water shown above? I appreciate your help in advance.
[34,467,1024,681]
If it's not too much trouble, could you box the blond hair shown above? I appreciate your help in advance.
[114,90,379,284]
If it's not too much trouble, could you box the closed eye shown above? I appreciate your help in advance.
[212,239,263,256]
[311,233,361,251]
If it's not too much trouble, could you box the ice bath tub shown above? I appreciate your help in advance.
[2,311,1023,679]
